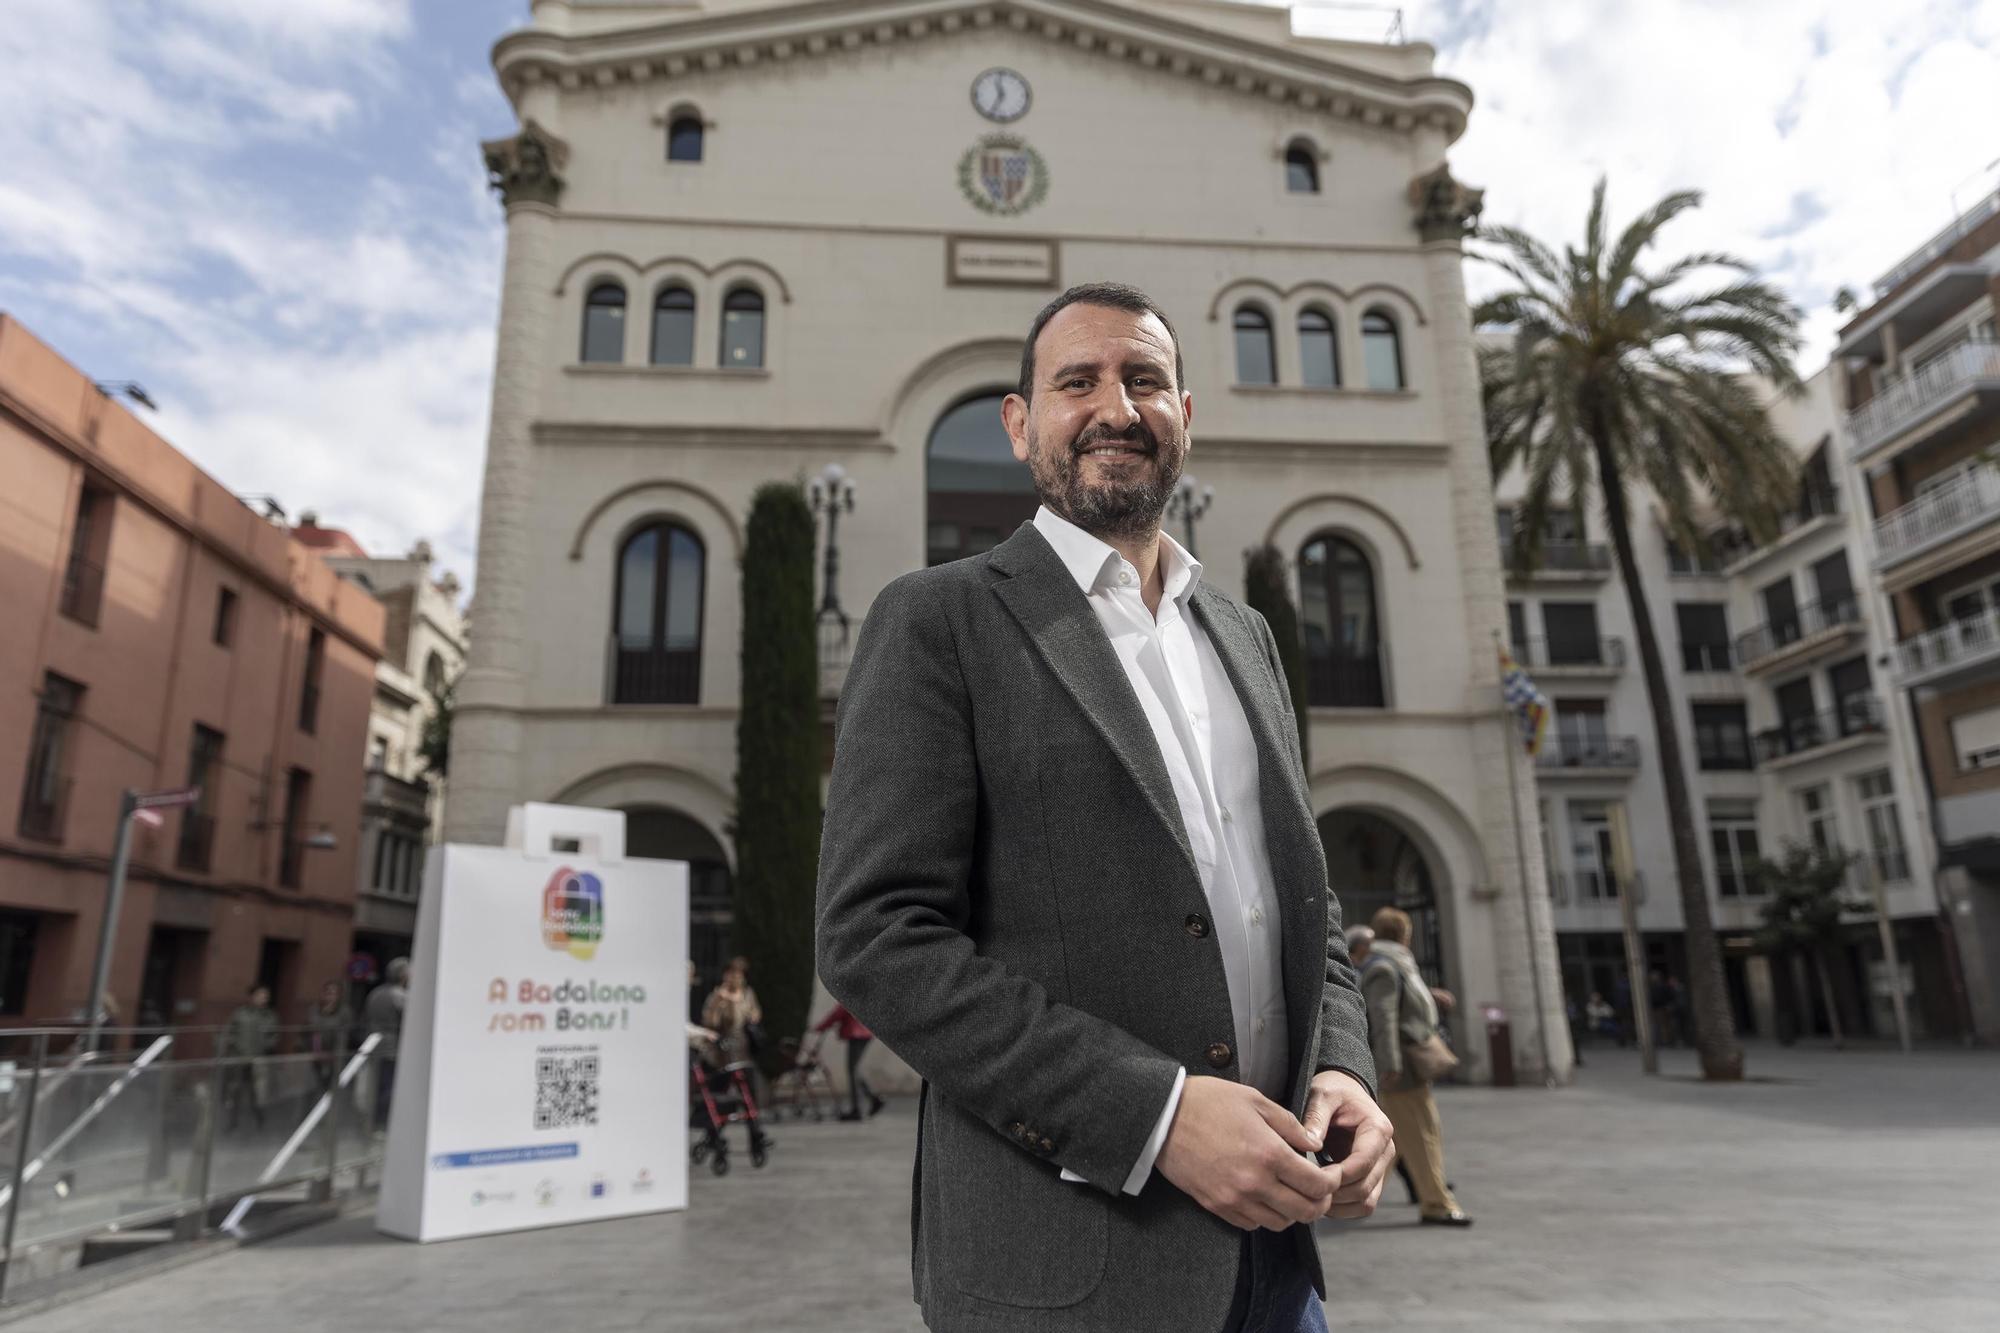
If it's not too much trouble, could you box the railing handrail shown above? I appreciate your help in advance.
[1733,590,1863,665]
[1509,635,1627,669]
[1870,186,2000,296]
[1848,338,2000,457]
[1503,538,1613,575]
[1893,605,2000,681]
[1754,694,1886,763]
[1873,462,2000,561]
[1537,734,1641,767]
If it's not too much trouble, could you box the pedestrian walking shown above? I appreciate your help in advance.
[1586,991,1619,1046]
[699,959,763,1068]
[817,284,1392,1332]
[813,1001,885,1121]
[1359,907,1471,1227]
[220,985,277,1131]
[1649,969,1678,1048]
[364,957,409,1131]
[1348,926,1421,1208]
[308,979,353,1091]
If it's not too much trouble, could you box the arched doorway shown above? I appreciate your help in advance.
[1319,808,1447,988]
[926,391,1035,566]
[621,806,733,994]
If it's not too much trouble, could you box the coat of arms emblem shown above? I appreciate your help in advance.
[957,133,1049,217]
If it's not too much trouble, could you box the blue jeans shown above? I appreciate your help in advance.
[1221,1229,1330,1333]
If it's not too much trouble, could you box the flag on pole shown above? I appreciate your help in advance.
[1498,645,1550,757]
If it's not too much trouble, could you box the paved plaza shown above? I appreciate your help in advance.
[15,1044,2000,1331]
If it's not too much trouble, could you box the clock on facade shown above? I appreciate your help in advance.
[971,67,1031,123]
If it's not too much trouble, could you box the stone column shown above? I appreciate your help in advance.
[446,122,568,846]
[1410,152,1575,1083]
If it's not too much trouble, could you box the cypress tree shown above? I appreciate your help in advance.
[1243,544,1309,771]
[733,481,820,1070]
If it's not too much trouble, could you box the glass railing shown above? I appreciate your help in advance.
[0,1026,387,1305]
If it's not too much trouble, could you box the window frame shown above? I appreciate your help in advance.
[611,520,707,706]
[1359,308,1405,391]
[719,285,766,370]
[1232,303,1277,386]
[1296,306,1340,388]
[649,283,697,366]
[667,114,705,163]
[1283,140,1320,194]
[1297,532,1385,708]
[580,281,628,364]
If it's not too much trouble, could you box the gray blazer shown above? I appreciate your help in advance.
[816,521,1375,1333]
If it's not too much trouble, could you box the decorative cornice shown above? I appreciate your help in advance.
[1409,162,1483,243]
[532,420,895,452]
[492,0,1472,143]
[482,119,569,208]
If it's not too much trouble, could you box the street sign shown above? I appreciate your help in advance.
[132,786,201,810]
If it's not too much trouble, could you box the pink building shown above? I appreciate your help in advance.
[0,314,382,1030]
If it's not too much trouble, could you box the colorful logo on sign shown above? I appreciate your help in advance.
[957,133,1048,216]
[541,866,604,961]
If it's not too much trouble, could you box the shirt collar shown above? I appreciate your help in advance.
[1032,504,1203,608]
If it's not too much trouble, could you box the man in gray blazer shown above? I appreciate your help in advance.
[817,282,1392,1332]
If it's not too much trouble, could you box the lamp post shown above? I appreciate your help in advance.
[1167,473,1215,557]
[809,464,857,696]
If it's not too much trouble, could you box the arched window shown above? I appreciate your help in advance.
[720,287,765,368]
[651,285,695,365]
[1298,308,1340,388]
[612,521,705,704]
[1298,534,1384,707]
[422,651,447,699]
[1233,305,1276,385]
[1361,308,1404,390]
[580,281,626,363]
[667,114,704,162]
[926,391,1034,567]
[1284,142,1319,194]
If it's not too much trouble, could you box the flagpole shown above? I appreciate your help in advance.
[1495,632,1557,1087]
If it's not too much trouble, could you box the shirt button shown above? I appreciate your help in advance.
[1220,806,1233,823]
[1119,570,1132,585]
[1256,1017,1268,1036]
[1251,907,1264,926]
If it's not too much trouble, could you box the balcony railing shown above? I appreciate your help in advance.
[1537,734,1641,771]
[176,811,216,873]
[1847,339,2000,459]
[17,774,71,843]
[1304,647,1387,708]
[1549,868,1647,905]
[1873,464,2000,566]
[1892,607,2000,685]
[1732,593,1863,669]
[1504,540,1612,577]
[1510,636,1627,671]
[58,555,105,628]
[609,637,701,705]
[1754,695,1886,765]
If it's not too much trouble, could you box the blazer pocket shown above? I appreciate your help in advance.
[932,1100,1108,1308]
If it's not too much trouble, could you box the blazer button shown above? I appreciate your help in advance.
[1206,1042,1233,1068]
[1184,913,1210,939]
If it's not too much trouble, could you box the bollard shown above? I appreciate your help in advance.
[1482,1004,1515,1088]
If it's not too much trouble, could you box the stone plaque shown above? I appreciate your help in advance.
[947,236,1059,288]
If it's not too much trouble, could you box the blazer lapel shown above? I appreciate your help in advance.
[989,523,1198,880]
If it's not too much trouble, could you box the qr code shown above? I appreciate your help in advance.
[534,1055,600,1130]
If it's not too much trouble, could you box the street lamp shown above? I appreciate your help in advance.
[808,463,857,697]
[1166,473,1215,557]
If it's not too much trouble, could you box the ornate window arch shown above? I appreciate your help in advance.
[1284,139,1320,194]
[1361,307,1405,390]
[1298,532,1385,707]
[651,283,696,365]
[1298,306,1340,388]
[1233,303,1277,385]
[667,112,704,163]
[580,281,626,363]
[612,520,705,704]
[720,286,765,369]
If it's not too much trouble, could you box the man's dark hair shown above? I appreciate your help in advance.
[1016,281,1185,402]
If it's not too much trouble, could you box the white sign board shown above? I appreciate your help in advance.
[377,804,689,1242]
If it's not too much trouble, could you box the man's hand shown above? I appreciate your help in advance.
[1155,1076,1337,1231]
[1298,1070,1394,1221]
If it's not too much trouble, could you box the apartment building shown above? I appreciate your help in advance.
[1836,185,2000,1041]
[0,315,382,1030]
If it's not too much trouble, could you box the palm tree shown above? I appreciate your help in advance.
[1476,179,1804,1081]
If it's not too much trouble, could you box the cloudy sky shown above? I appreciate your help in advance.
[3,0,1997,591]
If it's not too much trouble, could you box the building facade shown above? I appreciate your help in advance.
[452,0,1571,1081]
[0,315,382,1031]
[1837,186,2000,1041]
[301,525,469,971]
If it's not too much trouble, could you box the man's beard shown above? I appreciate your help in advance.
[1026,418,1187,543]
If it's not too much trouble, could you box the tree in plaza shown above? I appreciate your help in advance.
[1243,544,1310,771]
[733,481,822,1070]
[1476,178,1804,1081]
[1752,841,1866,1048]
[418,676,454,780]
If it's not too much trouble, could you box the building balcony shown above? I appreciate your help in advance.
[1716,486,1844,579]
[1847,339,2000,466]
[1872,463,2000,582]
[1548,868,1646,906]
[1536,734,1640,778]
[1304,647,1388,709]
[1732,593,1865,677]
[363,767,431,818]
[1509,636,1626,678]
[1503,540,1613,583]
[176,811,216,873]
[58,555,105,628]
[1891,607,2000,690]
[1754,695,1888,769]
[608,637,701,706]
[16,775,71,843]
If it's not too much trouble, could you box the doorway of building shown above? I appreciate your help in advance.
[256,937,301,1022]
[1317,808,1447,989]
[926,391,1036,566]
[139,925,207,1035]
[622,806,734,1004]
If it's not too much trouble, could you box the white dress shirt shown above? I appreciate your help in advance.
[1033,505,1289,1195]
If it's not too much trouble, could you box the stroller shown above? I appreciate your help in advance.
[688,1027,770,1176]
[766,1028,839,1122]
